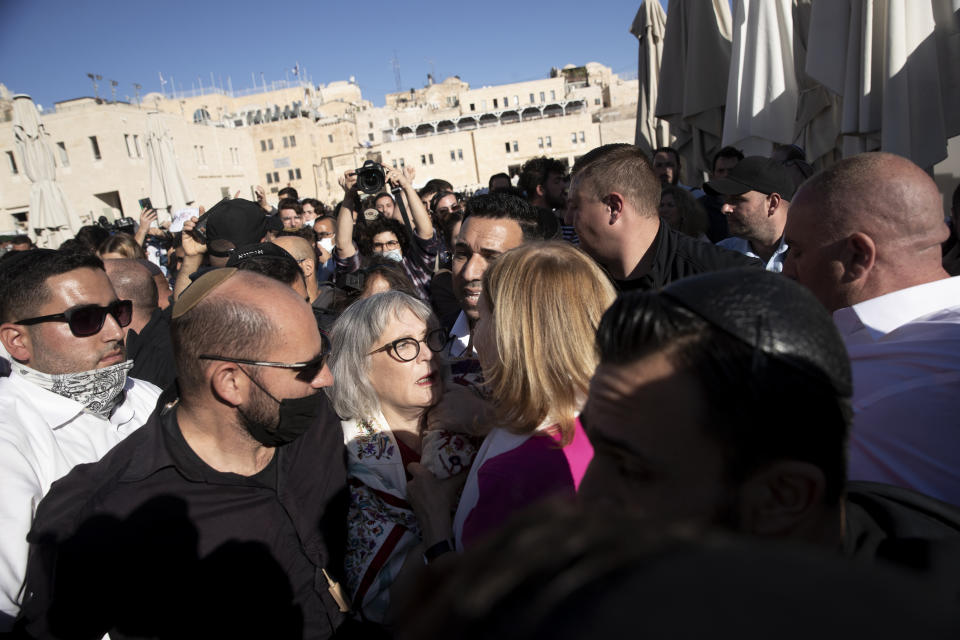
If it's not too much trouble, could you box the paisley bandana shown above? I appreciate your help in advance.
[15,360,134,419]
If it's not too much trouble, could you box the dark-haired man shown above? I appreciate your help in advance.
[706,155,793,272]
[652,147,681,186]
[519,156,566,240]
[488,172,512,192]
[16,269,351,639]
[301,198,322,227]
[278,198,303,230]
[448,192,541,370]
[10,235,34,252]
[698,145,744,242]
[0,250,161,627]
[374,192,397,221]
[103,259,176,390]
[569,144,759,293]
[580,268,960,579]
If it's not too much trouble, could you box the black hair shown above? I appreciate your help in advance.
[277,198,302,215]
[234,253,305,290]
[360,217,410,257]
[429,190,459,213]
[301,198,322,211]
[11,234,33,247]
[462,192,543,242]
[74,226,111,253]
[518,156,566,200]
[0,250,104,323]
[419,178,453,197]
[713,146,745,171]
[277,186,299,201]
[488,172,512,191]
[653,146,681,167]
[595,291,850,505]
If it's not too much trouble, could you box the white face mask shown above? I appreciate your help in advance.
[318,237,335,253]
[14,360,134,419]
[303,219,315,227]
[382,248,403,262]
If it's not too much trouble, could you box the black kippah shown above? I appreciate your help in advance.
[661,268,852,397]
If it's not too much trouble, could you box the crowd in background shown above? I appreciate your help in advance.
[1,140,959,639]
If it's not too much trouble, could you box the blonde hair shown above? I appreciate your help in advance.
[481,241,616,443]
[97,233,146,259]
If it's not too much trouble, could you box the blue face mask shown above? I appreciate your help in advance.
[382,248,403,262]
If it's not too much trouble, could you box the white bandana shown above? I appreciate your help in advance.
[15,360,134,419]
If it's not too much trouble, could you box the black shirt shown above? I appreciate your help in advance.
[17,390,349,640]
[126,307,177,390]
[614,221,763,292]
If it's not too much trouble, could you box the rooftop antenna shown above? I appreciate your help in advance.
[86,73,102,100]
[391,51,402,93]
[133,83,142,107]
[109,79,118,103]
[158,72,167,98]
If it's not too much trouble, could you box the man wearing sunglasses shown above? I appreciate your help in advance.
[0,249,162,629]
[16,269,354,639]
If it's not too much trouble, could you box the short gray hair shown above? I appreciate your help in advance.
[326,291,437,419]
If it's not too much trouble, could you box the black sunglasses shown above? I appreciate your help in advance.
[199,334,331,382]
[15,300,133,337]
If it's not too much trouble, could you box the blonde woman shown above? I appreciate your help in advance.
[408,241,617,552]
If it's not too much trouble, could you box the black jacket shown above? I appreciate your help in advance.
[126,307,176,390]
[614,221,763,292]
[17,389,350,640]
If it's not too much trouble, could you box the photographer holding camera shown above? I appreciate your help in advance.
[336,163,439,302]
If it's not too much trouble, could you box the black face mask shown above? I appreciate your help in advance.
[237,367,324,447]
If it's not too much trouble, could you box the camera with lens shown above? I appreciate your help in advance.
[97,216,136,235]
[354,160,385,194]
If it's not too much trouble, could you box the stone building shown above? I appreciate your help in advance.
[0,63,639,236]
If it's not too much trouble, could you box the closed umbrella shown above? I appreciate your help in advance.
[792,0,842,169]
[145,111,192,224]
[631,0,671,156]
[806,0,951,170]
[655,0,733,184]
[722,0,800,157]
[12,95,74,248]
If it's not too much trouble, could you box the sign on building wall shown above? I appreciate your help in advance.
[273,157,291,168]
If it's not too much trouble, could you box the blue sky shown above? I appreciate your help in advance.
[0,0,663,111]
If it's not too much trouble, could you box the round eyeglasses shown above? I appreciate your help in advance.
[15,299,133,337]
[368,327,449,362]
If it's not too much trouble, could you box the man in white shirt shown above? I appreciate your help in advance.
[705,156,794,272]
[0,250,161,627]
[783,152,960,506]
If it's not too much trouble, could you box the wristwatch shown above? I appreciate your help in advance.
[422,539,454,565]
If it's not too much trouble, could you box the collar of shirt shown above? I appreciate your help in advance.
[121,400,278,487]
[448,311,474,358]
[833,276,960,343]
[718,235,789,272]
[8,369,139,431]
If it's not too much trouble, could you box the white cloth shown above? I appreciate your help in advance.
[655,0,733,183]
[722,0,800,157]
[835,277,960,506]
[717,235,789,272]
[0,370,161,626]
[805,0,951,170]
[631,0,671,155]
[447,311,473,359]
[12,95,75,246]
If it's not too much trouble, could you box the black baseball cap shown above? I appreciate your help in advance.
[204,198,269,247]
[704,156,796,200]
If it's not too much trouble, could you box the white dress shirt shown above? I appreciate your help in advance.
[447,311,473,359]
[717,235,789,272]
[0,369,161,626]
[835,276,960,506]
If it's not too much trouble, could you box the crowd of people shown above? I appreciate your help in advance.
[0,141,959,638]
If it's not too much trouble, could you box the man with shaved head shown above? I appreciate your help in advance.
[17,270,351,638]
[103,259,176,389]
[783,152,960,505]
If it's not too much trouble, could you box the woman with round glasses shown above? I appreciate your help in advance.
[407,241,616,552]
[326,291,475,624]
